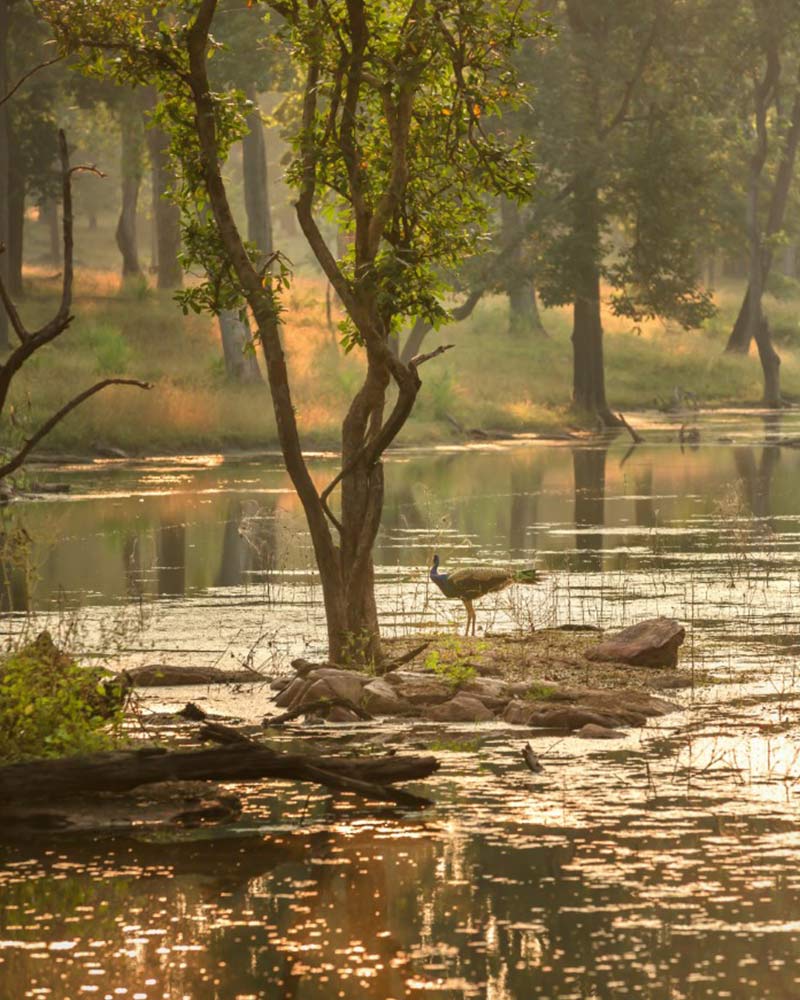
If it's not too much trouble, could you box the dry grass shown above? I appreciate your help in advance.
[6,264,800,457]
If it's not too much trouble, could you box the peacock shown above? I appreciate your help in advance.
[429,553,541,635]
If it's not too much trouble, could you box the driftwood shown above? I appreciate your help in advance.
[376,641,431,676]
[0,743,439,811]
[521,742,544,773]
[616,411,645,444]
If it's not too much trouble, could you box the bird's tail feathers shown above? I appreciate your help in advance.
[513,568,543,585]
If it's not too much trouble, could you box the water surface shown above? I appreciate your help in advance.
[3,410,800,999]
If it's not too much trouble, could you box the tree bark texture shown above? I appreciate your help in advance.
[218,309,263,383]
[146,111,183,289]
[40,197,60,264]
[242,85,273,257]
[115,95,145,279]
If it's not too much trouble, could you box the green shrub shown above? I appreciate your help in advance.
[0,632,126,762]
[424,638,479,689]
[78,321,132,375]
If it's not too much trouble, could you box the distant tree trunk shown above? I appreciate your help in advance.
[115,96,145,279]
[0,0,10,351]
[726,68,800,353]
[218,310,262,384]
[501,198,545,336]
[40,197,60,264]
[7,127,23,297]
[571,174,616,425]
[242,85,273,257]
[146,106,182,289]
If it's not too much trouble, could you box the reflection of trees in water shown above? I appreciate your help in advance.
[156,520,186,596]
[634,466,657,528]
[510,458,543,557]
[0,520,31,612]
[216,499,277,589]
[572,446,607,572]
[733,445,779,521]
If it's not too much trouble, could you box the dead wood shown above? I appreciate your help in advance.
[376,641,431,675]
[0,744,438,810]
[616,411,645,445]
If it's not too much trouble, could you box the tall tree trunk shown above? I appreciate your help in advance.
[115,95,144,280]
[218,310,263,384]
[7,129,23,298]
[570,174,616,425]
[242,85,273,257]
[726,68,800,353]
[0,0,11,351]
[146,100,182,289]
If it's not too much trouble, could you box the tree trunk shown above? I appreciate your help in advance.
[726,68,800,353]
[0,0,10,351]
[7,124,23,297]
[570,175,616,424]
[242,85,273,257]
[755,317,781,406]
[218,309,263,383]
[115,95,144,279]
[146,104,182,289]
[40,197,60,264]
[501,198,545,336]
[400,316,429,365]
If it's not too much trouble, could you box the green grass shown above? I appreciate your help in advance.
[6,262,800,458]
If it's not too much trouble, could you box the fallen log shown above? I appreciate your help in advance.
[0,744,439,810]
[123,664,263,687]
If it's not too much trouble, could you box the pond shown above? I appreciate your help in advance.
[3,410,800,999]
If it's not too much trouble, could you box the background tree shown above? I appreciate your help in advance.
[42,0,544,663]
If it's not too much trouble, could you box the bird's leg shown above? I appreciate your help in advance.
[464,599,475,637]
[461,599,470,636]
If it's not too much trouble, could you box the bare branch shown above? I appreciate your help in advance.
[0,378,151,481]
[0,55,63,109]
[409,343,454,370]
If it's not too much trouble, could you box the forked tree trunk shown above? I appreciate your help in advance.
[570,175,616,424]
[726,68,800,353]
[146,110,183,289]
[218,309,262,384]
[755,317,781,406]
[242,85,273,257]
[115,96,144,279]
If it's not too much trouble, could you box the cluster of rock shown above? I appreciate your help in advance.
[267,618,686,738]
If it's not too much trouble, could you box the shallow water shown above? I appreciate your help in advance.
[4,410,800,999]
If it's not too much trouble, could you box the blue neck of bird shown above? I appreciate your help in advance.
[430,560,446,582]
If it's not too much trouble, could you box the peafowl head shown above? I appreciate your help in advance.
[430,553,440,578]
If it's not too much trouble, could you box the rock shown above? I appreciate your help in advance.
[326,705,363,723]
[526,707,624,731]
[270,676,292,692]
[578,724,627,740]
[461,677,513,709]
[585,617,685,668]
[290,657,323,677]
[504,699,536,725]
[361,678,412,716]
[274,676,308,708]
[296,678,337,706]
[306,667,366,704]
[424,693,495,722]
[386,672,455,705]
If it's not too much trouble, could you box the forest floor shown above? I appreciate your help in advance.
[8,264,800,457]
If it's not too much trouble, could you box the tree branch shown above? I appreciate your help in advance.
[0,55,63,109]
[0,379,151,480]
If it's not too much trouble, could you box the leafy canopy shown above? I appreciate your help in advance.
[37,0,547,339]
